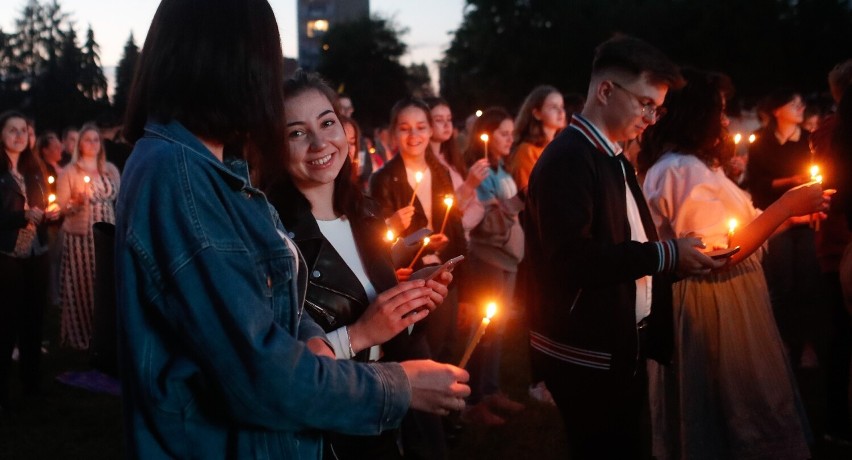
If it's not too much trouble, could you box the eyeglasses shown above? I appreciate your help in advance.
[611,81,667,121]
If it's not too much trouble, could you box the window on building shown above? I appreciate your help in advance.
[307,19,330,38]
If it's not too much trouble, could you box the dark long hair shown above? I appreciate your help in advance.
[274,70,364,219]
[464,107,512,168]
[124,0,286,186]
[1,110,48,197]
[423,97,466,176]
[639,68,733,174]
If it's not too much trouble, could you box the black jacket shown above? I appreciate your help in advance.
[522,127,674,378]
[267,183,423,363]
[368,153,466,269]
[0,168,50,254]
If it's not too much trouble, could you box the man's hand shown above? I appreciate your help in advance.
[674,237,726,277]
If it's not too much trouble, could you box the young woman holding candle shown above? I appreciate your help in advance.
[266,71,455,460]
[0,111,58,411]
[369,98,466,364]
[56,124,120,350]
[425,97,489,237]
[508,85,567,194]
[639,68,828,460]
[460,107,525,422]
[747,89,825,369]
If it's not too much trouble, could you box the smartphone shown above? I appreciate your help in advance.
[705,246,740,260]
[410,255,465,281]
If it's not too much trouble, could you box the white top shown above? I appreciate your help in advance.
[619,159,653,323]
[643,152,761,251]
[435,152,484,236]
[316,217,381,361]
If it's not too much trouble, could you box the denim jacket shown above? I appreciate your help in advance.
[115,120,411,459]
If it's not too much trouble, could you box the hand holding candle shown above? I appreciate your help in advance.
[438,195,454,235]
[406,237,431,270]
[459,302,498,368]
[408,171,424,206]
[480,133,489,161]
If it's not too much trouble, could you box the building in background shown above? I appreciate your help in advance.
[297,0,370,71]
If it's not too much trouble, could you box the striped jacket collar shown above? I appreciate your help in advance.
[569,114,623,158]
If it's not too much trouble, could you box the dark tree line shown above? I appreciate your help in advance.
[440,0,852,117]
[0,0,140,132]
[316,16,435,132]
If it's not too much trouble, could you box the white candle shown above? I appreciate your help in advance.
[459,302,498,368]
[406,237,430,270]
[438,195,454,235]
[408,171,424,206]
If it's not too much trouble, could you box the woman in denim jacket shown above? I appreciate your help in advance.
[115,1,469,459]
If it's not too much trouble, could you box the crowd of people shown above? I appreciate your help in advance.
[2,0,851,459]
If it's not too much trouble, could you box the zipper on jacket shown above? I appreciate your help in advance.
[304,298,337,325]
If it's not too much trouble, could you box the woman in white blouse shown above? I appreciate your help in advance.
[639,68,828,460]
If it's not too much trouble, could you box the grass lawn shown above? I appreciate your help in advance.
[1,302,850,459]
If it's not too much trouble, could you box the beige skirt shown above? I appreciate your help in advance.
[649,254,811,460]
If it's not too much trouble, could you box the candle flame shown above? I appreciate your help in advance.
[475,110,483,118]
[48,175,55,184]
[369,147,376,154]
[485,302,497,319]
[48,193,56,203]
[479,133,489,143]
[728,218,738,233]
[385,230,395,242]
[415,171,423,183]
[422,237,430,246]
[815,174,823,184]
[443,195,454,207]
[733,133,742,144]
[83,176,91,183]
[748,134,756,143]
[810,165,820,177]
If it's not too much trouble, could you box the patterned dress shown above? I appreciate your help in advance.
[60,173,117,350]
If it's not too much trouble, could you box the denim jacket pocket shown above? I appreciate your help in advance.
[255,250,297,326]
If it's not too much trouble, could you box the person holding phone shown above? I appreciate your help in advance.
[115,2,469,458]
[266,71,454,459]
[640,68,827,459]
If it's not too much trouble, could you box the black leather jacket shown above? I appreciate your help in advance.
[0,168,50,254]
[367,153,466,269]
[267,184,421,363]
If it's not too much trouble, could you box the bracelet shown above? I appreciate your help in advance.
[345,326,356,358]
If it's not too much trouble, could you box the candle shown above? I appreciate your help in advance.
[459,302,498,368]
[733,133,742,145]
[438,195,454,235]
[475,110,483,118]
[84,175,91,184]
[408,171,424,206]
[406,237,430,270]
[727,218,738,248]
[809,165,823,231]
[48,175,55,184]
[748,134,756,144]
[385,230,395,243]
[46,193,59,213]
[480,133,489,161]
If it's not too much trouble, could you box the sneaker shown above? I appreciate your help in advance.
[528,381,556,406]
[460,402,506,426]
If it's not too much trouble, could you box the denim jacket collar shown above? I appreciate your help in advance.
[144,120,258,193]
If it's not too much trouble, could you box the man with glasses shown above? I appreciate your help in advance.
[522,36,724,459]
